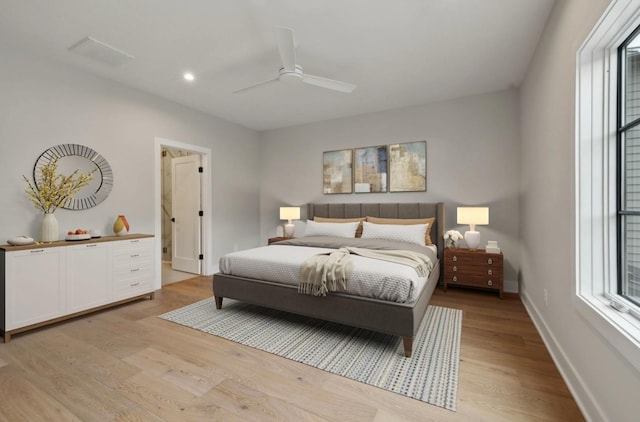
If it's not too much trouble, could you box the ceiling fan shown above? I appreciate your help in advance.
[233,27,356,94]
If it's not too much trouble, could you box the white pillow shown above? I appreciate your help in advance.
[303,220,360,238]
[361,221,428,246]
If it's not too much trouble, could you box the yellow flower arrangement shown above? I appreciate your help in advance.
[23,155,96,214]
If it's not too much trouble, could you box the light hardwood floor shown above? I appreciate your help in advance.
[0,277,584,421]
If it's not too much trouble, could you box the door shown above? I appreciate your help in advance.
[171,154,202,274]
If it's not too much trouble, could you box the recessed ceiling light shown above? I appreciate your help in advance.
[183,72,195,82]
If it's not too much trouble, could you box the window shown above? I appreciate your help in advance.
[576,0,640,373]
[619,28,640,307]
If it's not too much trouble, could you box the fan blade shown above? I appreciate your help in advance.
[275,26,296,71]
[302,74,356,93]
[232,77,279,94]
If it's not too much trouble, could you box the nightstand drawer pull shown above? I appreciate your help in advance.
[452,276,457,282]
[487,269,493,275]
[488,280,493,286]
[452,266,457,272]
[487,258,493,265]
[452,256,457,262]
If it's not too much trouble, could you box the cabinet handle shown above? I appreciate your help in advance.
[488,280,493,286]
[452,266,457,272]
[130,268,139,272]
[452,276,457,282]
[86,244,97,248]
[130,254,139,258]
[130,282,140,287]
[130,240,139,243]
[488,258,493,265]
[30,249,45,253]
[452,256,457,262]
[488,269,493,275]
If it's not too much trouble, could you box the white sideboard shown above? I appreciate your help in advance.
[0,234,154,342]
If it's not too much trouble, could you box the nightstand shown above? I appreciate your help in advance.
[443,248,503,298]
[268,237,290,245]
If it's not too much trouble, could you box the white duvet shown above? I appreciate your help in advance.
[219,244,431,303]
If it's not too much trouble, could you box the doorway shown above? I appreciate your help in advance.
[160,148,201,284]
[154,138,213,287]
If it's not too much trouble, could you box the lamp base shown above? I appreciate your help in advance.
[284,223,295,238]
[464,230,481,250]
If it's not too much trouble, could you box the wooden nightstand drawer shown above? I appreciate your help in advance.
[444,248,503,298]
[445,273,501,288]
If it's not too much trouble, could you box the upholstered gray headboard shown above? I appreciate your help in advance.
[307,202,446,261]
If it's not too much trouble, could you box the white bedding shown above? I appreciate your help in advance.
[219,244,433,303]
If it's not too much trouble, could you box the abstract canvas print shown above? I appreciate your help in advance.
[354,145,388,193]
[323,149,353,194]
[389,141,426,192]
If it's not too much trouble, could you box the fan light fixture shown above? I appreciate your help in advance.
[233,27,356,94]
[280,206,300,238]
[457,207,489,250]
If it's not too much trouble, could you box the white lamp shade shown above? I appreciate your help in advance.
[457,207,489,226]
[279,206,300,223]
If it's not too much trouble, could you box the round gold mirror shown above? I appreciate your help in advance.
[34,144,113,210]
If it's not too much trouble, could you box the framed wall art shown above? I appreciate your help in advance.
[388,140,426,192]
[354,145,387,193]
[323,149,353,194]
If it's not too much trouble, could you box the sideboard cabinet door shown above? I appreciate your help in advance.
[67,242,110,313]
[5,247,65,330]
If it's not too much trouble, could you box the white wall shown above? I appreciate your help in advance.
[520,0,640,420]
[259,89,521,292]
[0,41,261,284]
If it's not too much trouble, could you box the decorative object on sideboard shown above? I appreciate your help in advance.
[457,206,489,250]
[279,206,300,238]
[40,213,59,243]
[113,214,130,236]
[23,151,97,242]
[444,229,463,249]
[7,236,35,246]
[485,240,501,254]
[32,144,112,210]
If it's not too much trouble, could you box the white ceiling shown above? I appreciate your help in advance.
[0,0,555,131]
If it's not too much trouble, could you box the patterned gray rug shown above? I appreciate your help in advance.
[159,298,462,411]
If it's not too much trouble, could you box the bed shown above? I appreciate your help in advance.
[212,202,445,357]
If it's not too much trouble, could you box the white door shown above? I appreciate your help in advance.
[171,155,202,274]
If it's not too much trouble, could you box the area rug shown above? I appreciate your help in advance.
[159,298,462,411]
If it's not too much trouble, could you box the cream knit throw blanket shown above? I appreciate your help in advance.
[298,246,433,296]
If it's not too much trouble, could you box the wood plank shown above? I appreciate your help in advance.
[0,277,585,421]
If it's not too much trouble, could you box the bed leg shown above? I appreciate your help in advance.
[214,296,223,309]
[402,336,413,357]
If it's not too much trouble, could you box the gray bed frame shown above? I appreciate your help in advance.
[212,202,445,357]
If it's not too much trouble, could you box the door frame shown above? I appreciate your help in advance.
[154,137,213,282]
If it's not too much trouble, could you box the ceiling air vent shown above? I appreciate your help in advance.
[68,36,134,67]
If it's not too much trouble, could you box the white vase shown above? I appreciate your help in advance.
[40,213,59,242]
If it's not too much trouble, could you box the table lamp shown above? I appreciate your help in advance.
[457,207,489,250]
[279,206,300,238]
